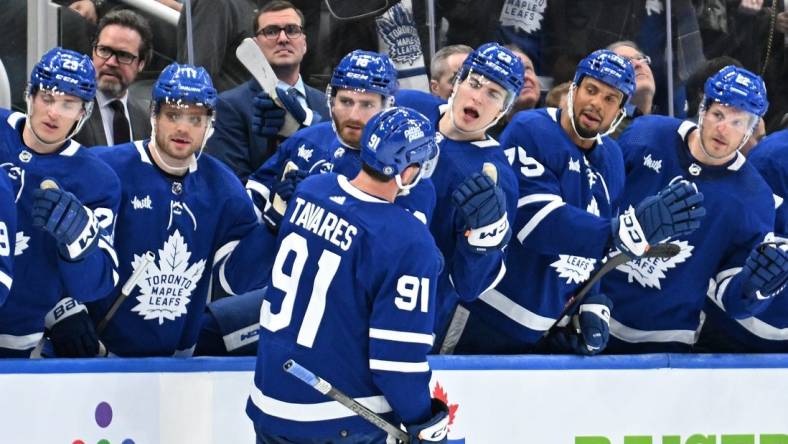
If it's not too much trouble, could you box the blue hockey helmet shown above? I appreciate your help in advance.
[152,63,217,111]
[330,50,398,98]
[703,65,768,117]
[459,43,525,103]
[28,47,96,102]
[573,49,635,105]
[360,107,437,180]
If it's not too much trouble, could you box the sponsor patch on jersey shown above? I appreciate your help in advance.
[297,144,313,162]
[568,157,581,173]
[614,240,694,289]
[130,230,206,324]
[131,194,153,210]
[551,254,597,284]
[643,154,662,173]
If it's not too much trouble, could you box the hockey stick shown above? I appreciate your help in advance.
[235,37,301,137]
[541,242,681,339]
[283,359,410,444]
[271,160,299,216]
[96,250,155,335]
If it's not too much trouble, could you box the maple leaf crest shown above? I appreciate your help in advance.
[499,0,546,34]
[551,255,597,284]
[14,231,29,256]
[646,0,663,16]
[615,240,694,289]
[131,230,206,324]
[432,382,459,427]
[586,196,600,216]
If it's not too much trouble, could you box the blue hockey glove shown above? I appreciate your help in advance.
[404,398,449,443]
[546,293,613,355]
[32,185,100,261]
[275,86,320,127]
[612,180,705,257]
[743,242,788,302]
[263,169,308,232]
[44,297,100,358]
[252,91,286,138]
[452,173,511,254]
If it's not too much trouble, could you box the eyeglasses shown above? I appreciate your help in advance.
[623,54,651,66]
[255,24,304,40]
[94,45,139,65]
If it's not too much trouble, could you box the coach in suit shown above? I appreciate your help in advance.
[74,9,153,147]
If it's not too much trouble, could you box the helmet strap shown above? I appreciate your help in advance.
[566,83,625,144]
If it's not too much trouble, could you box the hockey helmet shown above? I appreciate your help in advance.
[360,107,437,179]
[573,49,635,106]
[28,47,96,102]
[330,50,398,98]
[152,63,217,111]
[704,65,768,117]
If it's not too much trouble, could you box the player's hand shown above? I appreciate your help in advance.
[612,179,705,257]
[546,293,613,355]
[274,86,320,127]
[252,91,286,138]
[263,169,308,232]
[44,297,100,358]
[742,242,788,303]
[69,0,98,25]
[452,172,510,254]
[403,398,449,443]
[32,185,100,261]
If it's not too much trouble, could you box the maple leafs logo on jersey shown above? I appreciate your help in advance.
[131,230,206,324]
[551,255,597,284]
[646,0,663,16]
[586,196,599,216]
[499,0,547,34]
[14,231,29,256]
[615,240,694,289]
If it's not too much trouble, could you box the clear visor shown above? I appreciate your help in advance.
[419,145,440,179]
[454,69,514,111]
[34,90,86,119]
[699,99,759,141]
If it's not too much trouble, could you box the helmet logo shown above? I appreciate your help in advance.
[497,52,512,64]
[382,166,394,175]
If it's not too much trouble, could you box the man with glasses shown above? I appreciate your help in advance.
[74,9,154,148]
[607,41,656,138]
[208,0,329,182]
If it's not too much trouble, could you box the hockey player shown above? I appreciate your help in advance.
[602,65,787,353]
[0,175,15,308]
[85,63,278,357]
[246,107,449,444]
[453,50,706,355]
[747,129,788,235]
[0,47,121,357]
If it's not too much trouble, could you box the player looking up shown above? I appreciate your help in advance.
[0,47,120,358]
[602,65,786,353]
[247,107,449,444]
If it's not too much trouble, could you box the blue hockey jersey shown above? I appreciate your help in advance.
[602,116,775,353]
[747,129,787,235]
[246,121,436,226]
[0,173,15,308]
[460,107,626,352]
[89,141,275,356]
[247,173,442,438]
[0,110,120,357]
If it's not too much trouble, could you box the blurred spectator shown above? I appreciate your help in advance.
[545,80,571,108]
[608,40,656,137]
[439,0,504,49]
[429,44,472,99]
[489,44,541,138]
[74,9,153,147]
[207,1,329,182]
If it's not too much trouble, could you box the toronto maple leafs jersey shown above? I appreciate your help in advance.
[247,173,442,438]
[601,116,775,353]
[747,129,788,235]
[88,141,275,357]
[0,173,15,308]
[459,107,625,352]
[0,110,120,357]
[246,121,436,225]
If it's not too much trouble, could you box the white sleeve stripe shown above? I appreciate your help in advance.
[98,238,118,266]
[219,256,236,296]
[517,193,563,208]
[516,200,565,243]
[249,386,391,422]
[714,267,741,284]
[213,240,240,266]
[246,179,271,202]
[0,270,11,290]
[774,194,784,210]
[112,270,119,286]
[369,359,429,373]
[369,328,434,346]
[478,288,555,331]
[735,315,788,340]
[0,332,43,350]
[609,317,697,344]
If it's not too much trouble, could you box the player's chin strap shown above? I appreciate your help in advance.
[24,92,93,150]
[394,167,424,196]
[566,83,627,145]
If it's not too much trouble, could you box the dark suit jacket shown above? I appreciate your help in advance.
[73,95,151,147]
[207,79,329,182]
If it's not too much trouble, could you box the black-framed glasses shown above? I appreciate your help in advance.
[94,45,139,65]
[255,24,304,40]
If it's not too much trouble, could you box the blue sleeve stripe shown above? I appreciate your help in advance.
[369,359,429,373]
[369,328,434,346]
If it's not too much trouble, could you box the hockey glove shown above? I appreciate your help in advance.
[740,242,788,306]
[404,398,450,443]
[263,169,308,232]
[44,297,100,358]
[546,293,613,355]
[452,173,511,254]
[32,186,100,261]
[252,91,286,138]
[275,86,320,127]
[612,180,705,258]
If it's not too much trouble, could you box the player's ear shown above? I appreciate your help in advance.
[429,79,439,95]
[138,59,146,73]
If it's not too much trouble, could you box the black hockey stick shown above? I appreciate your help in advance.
[542,243,681,339]
[284,359,410,444]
